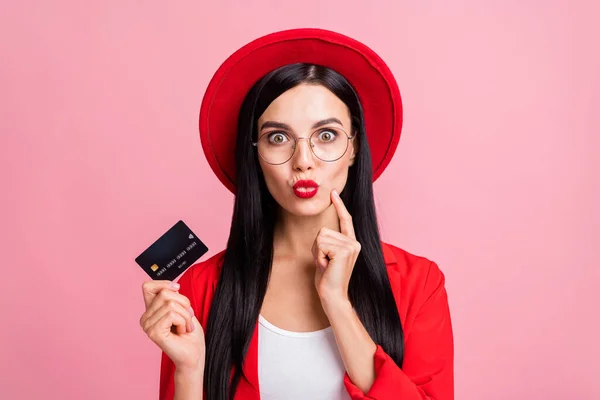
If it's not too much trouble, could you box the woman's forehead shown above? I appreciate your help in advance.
[258,84,351,130]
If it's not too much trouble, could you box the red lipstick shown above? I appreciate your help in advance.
[292,180,319,199]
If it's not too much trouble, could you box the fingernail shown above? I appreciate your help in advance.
[333,189,339,197]
[169,282,180,290]
[189,307,194,317]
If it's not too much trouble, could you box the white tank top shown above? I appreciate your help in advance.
[257,314,352,400]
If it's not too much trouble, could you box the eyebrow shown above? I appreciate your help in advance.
[259,117,344,132]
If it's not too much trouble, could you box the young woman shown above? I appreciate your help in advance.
[139,29,454,400]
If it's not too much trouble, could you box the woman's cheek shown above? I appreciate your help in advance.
[264,171,288,203]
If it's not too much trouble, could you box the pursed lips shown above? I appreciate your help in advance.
[293,179,319,189]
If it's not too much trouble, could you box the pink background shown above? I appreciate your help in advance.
[1,1,598,399]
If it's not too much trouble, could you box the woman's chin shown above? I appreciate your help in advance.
[281,199,329,217]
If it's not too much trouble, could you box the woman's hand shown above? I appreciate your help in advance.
[313,189,361,304]
[139,280,205,372]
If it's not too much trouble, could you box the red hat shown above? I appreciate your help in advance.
[199,28,403,194]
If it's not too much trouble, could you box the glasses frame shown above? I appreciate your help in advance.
[251,127,356,165]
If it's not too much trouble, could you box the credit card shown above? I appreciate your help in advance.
[135,220,208,281]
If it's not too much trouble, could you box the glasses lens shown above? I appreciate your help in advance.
[257,132,294,164]
[311,128,349,161]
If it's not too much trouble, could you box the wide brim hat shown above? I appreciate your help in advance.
[199,28,403,194]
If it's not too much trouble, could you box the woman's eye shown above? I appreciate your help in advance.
[317,130,337,142]
[268,132,289,144]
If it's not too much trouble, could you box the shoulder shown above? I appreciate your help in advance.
[382,241,444,280]
[381,241,448,311]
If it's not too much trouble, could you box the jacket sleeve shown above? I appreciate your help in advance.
[158,268,201,400]
[343,261,454,400]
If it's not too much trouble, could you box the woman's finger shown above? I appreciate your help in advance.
[144,289,192,318]
[141,280,180,308]
[147,307,188,341]
[312,237,339,270]
[141,299,194,334]
[317,227,355,246]
[331,190,356,239]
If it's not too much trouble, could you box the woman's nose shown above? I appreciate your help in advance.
[291,137,315,170]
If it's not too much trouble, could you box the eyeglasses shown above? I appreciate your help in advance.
[251,127,355,165]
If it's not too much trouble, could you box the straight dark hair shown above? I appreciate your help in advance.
[203,63,404,400]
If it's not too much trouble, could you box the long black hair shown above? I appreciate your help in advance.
[203,63,404,400]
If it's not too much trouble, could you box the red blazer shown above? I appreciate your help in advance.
[159,241,454,399]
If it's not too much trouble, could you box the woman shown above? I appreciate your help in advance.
[140,29,453,400]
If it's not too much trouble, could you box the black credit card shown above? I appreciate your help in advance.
[135,220,208,281]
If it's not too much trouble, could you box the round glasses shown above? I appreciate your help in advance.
[252,127,355,165]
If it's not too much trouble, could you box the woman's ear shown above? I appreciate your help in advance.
[349,131,359,166]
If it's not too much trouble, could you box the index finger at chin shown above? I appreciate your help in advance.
[332,191,350,217]
[343,218,356,240]
[334,196,356,239]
